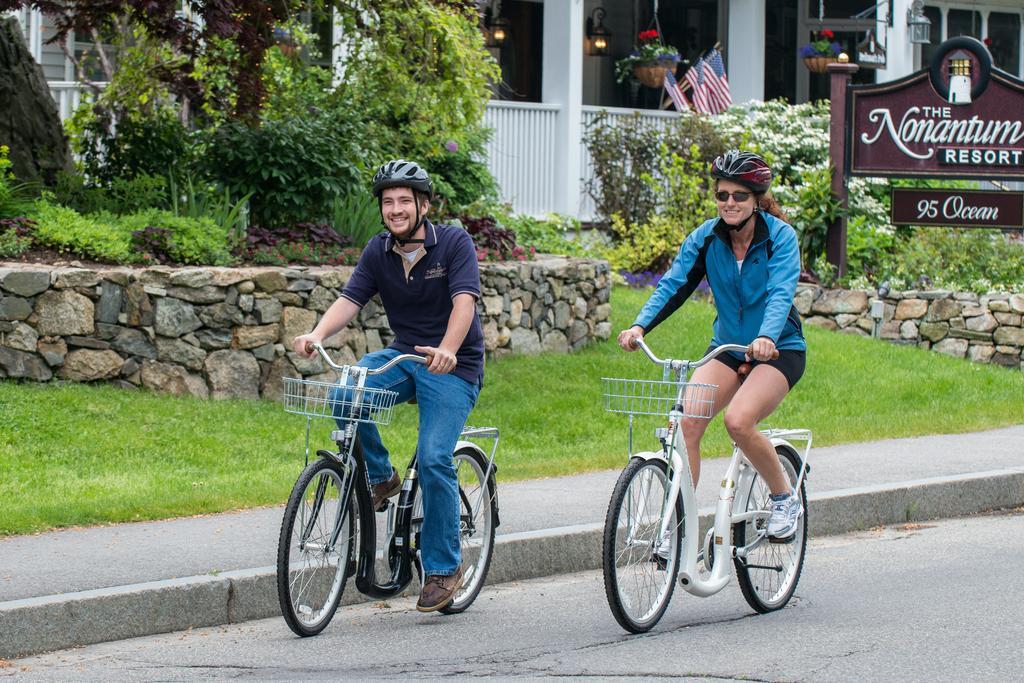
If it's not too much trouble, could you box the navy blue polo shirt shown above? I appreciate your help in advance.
[340,220,485,387]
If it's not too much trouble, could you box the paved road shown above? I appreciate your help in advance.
[6,510,1024,681]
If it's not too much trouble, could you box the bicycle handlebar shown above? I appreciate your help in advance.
[306,342,426,374]
[632,338,752,369]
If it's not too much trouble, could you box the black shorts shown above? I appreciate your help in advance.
[706,345,806,390]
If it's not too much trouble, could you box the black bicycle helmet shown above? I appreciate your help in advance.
[371,159,433,199]
[709,150,773,193]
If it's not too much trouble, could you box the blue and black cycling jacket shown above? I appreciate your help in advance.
[632,211,806,358]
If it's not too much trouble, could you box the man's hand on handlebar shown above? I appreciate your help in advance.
[414,345,458,374]
[617,326,644,352]
[293,333,322,359]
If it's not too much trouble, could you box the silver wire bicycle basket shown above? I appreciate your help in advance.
[602,378,717,419]
[282,377,399,425]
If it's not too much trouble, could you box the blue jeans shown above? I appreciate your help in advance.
[330,348,479,576]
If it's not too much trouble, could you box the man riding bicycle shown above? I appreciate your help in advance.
[293,159,485,612]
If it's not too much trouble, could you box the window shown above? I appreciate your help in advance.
[805,0,877,20]
[947,9,981,40]
[921,5,943,67]
[988,12,1021,75]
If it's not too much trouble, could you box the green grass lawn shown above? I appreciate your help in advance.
[2,285,1023,536]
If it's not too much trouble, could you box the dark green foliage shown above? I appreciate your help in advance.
[202,116,363,227]
[76,109,192,185]
[428,128,499,215]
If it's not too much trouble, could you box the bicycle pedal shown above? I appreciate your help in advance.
[767,533,797,545]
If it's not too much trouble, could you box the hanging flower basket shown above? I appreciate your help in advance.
[632,60,676,87]
[615,29,681,84]
[800,29,841,73]
[803,56,837,73]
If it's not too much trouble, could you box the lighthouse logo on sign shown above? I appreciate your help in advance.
[947,50,972,104]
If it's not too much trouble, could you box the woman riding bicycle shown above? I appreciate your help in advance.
[617,150,806,541]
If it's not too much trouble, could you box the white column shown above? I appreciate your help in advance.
[878,0,916,81]
[542,0,584,217]
[727,0,765,103]
[28,9,42,63]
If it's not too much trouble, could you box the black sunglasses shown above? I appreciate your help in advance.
[715,190,752,202]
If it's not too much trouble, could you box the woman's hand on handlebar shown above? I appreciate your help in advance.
[747,336,780,362]
[292,333,322,359]
[617,326,645,352]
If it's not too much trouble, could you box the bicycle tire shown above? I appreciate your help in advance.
[410,447,497,614]
[602,457,683,633]
[277,457,359,636]
[732,445,807,613]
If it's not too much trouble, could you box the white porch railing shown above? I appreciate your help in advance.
[483,101,681,221]
[482,101,560,218]
[47,81,104,122]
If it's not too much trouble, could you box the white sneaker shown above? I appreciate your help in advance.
[766,492,802,541]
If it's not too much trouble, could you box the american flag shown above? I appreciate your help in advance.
[663,69,691,112]
[701,48,732,114]
[684,56,712,115]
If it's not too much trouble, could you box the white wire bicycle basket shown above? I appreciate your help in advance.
[602,378,717,420]
[282,377,399,425]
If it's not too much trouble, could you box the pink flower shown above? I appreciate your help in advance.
[445,140,459,153]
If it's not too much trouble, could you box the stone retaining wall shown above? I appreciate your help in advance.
[796,283,1024,371]
[0,258,611,399]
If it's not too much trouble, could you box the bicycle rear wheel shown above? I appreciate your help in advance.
[602,457,683,633]
[277,457,359,636]
[411,447,497,614]
[732,446,807,613]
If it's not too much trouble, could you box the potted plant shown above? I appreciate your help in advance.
[800,29,841,73]
[615,29,681,87]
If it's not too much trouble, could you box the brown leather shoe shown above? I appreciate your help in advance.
[370,470,401,511]
[416,566,464,613]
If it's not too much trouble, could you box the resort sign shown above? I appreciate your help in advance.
[849,37,1024,180]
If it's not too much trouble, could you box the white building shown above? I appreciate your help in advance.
[8,0,1024,219]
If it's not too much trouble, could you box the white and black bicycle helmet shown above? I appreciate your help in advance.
[371,159,433,199]
[709,150,773,193]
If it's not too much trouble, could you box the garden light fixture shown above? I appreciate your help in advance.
[587,7,612,56]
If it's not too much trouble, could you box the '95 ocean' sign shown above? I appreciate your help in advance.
[890,189,1024,229]
[850,37,1024,181]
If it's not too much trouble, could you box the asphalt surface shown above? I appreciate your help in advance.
[7,509,1024,681]
[3,426,1022,602]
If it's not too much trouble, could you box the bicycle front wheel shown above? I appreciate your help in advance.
[411,447,497,614]
[277,457,359,636]
[733,445,807,613]
[602,457,683,633]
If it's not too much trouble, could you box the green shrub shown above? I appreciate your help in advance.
[0,218,34,258]
[329,190,382,248]
[584,111,725,231]
[168,175,251,246]
[503,213,595,257]
[115,210,233,265]
[602,144,717,274]
[876,229,1024,292]
[29,202,137,263]
[74,107,193,186]
[28,201,233,265]
[427,128,499,214]
[772,165,843,271]
[202,116,363,227]
[0,145,37,219]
